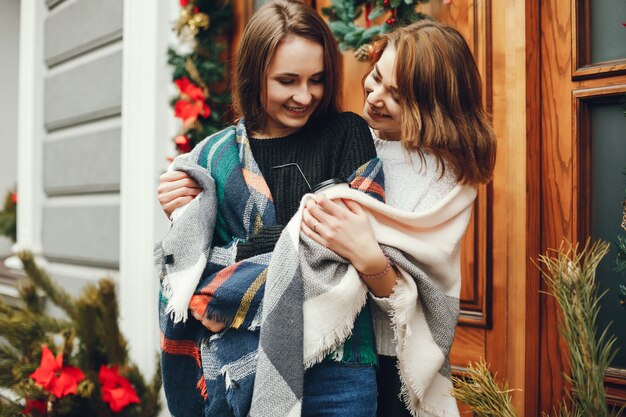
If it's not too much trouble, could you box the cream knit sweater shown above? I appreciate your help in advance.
[369,132,459,357]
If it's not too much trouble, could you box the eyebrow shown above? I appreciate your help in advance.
[374,64,399,95]
[273,71,325,77]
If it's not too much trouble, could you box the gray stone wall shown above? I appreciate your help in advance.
[0,0,20,256]
[42,0,124,267]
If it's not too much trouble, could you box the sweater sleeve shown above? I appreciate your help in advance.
[335,112,377,180]
[235,225,284,261]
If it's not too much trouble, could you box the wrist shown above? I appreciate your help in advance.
[357,254,391,280]
[353,248,387,276]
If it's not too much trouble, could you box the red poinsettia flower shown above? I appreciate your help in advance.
[99,365,140,413]
[174,99,211,124]
[175,77,205,102]
[175,135,192,153]
[30,345,85,398]
[24,399,47,416]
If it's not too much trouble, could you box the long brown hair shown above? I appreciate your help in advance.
[371,20,496,184]
[232,0,343,132]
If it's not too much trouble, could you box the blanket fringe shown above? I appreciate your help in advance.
[303,285,368,369]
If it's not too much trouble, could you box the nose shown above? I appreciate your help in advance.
[292,84,313,106]
[367,85,384,107]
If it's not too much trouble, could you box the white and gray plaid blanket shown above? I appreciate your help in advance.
[250,168,476,417]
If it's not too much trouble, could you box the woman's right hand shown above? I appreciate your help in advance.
[157,171,202,218]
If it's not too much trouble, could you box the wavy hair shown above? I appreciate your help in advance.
[371,20,496,184]
[232,0,343,132]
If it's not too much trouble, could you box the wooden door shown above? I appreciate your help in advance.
[540,0,626,411]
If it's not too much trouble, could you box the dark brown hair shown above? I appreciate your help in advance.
[232,0,343,132]
[371,20,496,184]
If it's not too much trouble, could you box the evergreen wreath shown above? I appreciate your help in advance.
[322,0,430,61]
[168,0,232,155]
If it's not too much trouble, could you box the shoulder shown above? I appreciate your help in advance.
[325,111,370,131]
[189,126,237,168]
[313,112,372,144]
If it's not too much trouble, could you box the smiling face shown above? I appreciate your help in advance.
[258,35,325,138]
[362,44,402,141]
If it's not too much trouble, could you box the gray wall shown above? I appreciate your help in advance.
[42,0,123,268]
[0,0,20,256]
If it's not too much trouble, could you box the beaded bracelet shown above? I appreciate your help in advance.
[357,255,392,280]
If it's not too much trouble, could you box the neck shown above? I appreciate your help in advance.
[374,129,401,142]
[252,125,300,140]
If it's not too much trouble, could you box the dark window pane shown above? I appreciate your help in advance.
[591,100,626,369]
[590,1,626,63]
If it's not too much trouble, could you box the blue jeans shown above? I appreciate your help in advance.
[302,361,377,417]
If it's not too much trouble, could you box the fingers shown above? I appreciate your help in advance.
[162,196,195,218]
[343,199,364,214]
[315,194,349,217]
[158,175,201,194]
[300,214,327,247]
[190,309,226,332]
[158,184,201,204]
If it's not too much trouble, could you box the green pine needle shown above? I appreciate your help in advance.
[536,239,615,417]
[451,359,519,417]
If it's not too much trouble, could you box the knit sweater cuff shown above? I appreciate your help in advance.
[235,225,284,261]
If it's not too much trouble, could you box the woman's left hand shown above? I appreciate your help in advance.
[301,195,381,273]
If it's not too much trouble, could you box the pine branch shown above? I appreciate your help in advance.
[536,239,615,417]
[451,359,519,417]
[16,251,77,319]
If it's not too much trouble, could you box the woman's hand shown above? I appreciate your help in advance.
[300,194,397,297]
[301,195,379,270]
[190,309,226,333]
[157,171,202,218]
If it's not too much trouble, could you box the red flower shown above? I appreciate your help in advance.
[174,99,211,124]
[180,0,189,7]
[173,77,211,126]
[24,399,47,416]
[175,135,192,153]
[29,345,85,398]
[175,77,205,102]
[11,192,17,204]
[99,365,140,412]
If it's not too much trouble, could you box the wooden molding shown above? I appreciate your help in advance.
[571,0,626,80]
[571,83,626,408]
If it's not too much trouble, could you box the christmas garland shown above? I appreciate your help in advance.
[0,252,162,416]
[168,0,232,154]
[322,0,432,61]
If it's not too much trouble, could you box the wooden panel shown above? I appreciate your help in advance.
[44,127,121,195]
[44,0,123,67]
[540,0,575,412]
[489,0,542,413]
[44,50,122,131]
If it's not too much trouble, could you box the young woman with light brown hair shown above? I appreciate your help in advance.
[158,1,382,416]
[300,20,496,417]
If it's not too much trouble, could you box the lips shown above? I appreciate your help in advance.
[285,105,310,115]
[368,104,391,118]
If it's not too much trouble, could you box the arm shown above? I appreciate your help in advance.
[158,171,283,330]
[300,195,397,297]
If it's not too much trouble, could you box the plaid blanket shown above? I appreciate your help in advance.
[250,167,476,417]
[157,121,278,416]
[157,118,475,417]
[157,121,383,416]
